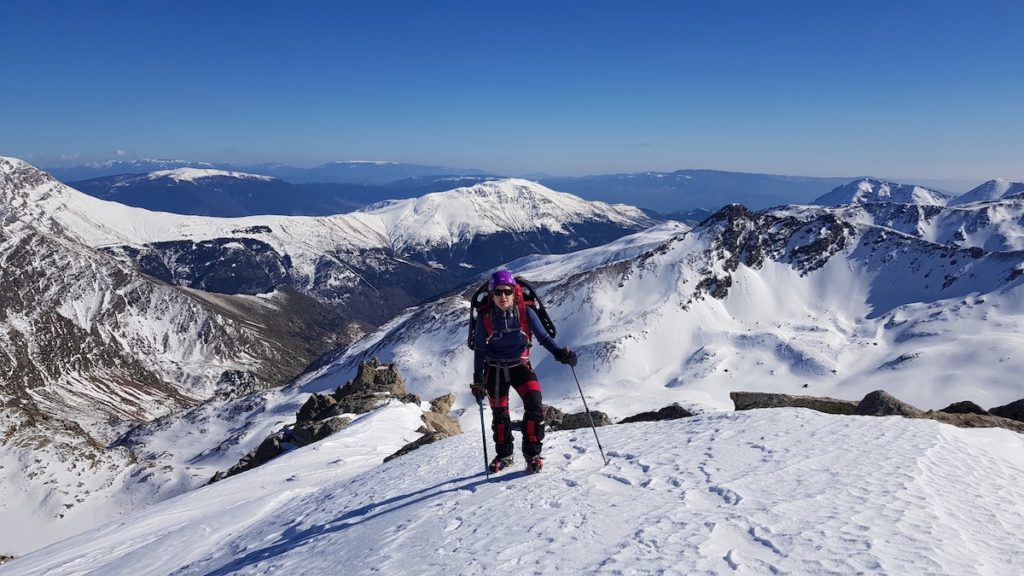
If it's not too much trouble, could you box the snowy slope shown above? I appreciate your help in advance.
[5,408,1024,575]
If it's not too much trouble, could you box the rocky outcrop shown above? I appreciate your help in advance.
[384,393,463,463]
[545,405,613,431]
[939,401,989,415]
[333,358,420,413]
[292,417,352,446]
[731,390,1024,434]
[619,404,695,424]
[209,435,284,483]
[990,399,1024,423]
[730,392,858,415]
[928,411,1024,433]
[211,359,424,482]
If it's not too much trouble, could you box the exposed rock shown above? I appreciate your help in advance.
[430,393,455,414]
[384,393,463,463]
[421,394,462,438]
[292,416,351,446]
[333,359,419,414]
[990,399,1024,423]
[209,435,282,483]
[925,411,1024,434]
[546,405,613,431]
[296,393,339,422]
[939,401,989,416]
[212,358,425,480]
[731,389,1024,435]
[856,390,924,417]
[619,404,695,424]
[730,391,858,415]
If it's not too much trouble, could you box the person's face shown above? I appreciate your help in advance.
[492,285,515,311]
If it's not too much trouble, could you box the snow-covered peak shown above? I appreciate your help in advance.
[813,178,950,206]
[1,155,31,174]
[146,168,276,183]
[361,178,651,250]
[949,178,1024,206]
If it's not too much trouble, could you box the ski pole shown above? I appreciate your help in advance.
[570,365,609,465]
[478,398,490,479]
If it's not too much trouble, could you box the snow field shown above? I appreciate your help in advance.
[6,408,1024,575]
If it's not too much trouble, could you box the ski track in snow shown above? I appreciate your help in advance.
[8,409,1024,576]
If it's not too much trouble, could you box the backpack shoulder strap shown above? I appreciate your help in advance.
[467,281,491,350]
[514,285,532,341]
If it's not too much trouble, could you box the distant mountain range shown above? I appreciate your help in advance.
[46,159,874,214]
[69,169,499,217]
[538,170,858,211]
[48,159,489,185]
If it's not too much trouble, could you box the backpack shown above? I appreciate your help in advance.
[467,276,556,350]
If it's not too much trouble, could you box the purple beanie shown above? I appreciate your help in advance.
[489,269,517,290]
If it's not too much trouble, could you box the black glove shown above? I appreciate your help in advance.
[555,346,578,367]
[470,372,487,403]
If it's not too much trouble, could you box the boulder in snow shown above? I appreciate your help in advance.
[619,404,696,423]
[730,391,858,415]
[545,405,613,431]
[856,390,925,417]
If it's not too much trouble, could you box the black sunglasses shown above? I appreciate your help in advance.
[492,288,514,296]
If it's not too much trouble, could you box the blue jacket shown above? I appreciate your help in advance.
[474,304,561,374]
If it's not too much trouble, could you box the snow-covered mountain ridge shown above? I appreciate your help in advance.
[949,178,1024,205]
[3,158,648,251]
[773,177,1024,252]
[3,157,653,324]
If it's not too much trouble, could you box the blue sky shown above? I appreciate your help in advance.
[2,0,1022,182]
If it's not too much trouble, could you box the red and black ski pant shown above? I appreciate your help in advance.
[484,361,544,458]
